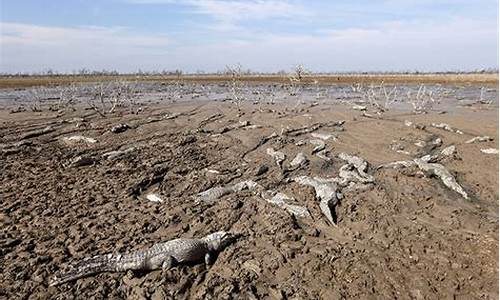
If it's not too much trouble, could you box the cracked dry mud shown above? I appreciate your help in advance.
[0,87,498,300]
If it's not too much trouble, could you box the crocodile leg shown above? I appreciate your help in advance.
[161,256,176,270]
[205,252,215,265]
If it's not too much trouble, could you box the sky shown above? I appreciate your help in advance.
[0,0,498,73]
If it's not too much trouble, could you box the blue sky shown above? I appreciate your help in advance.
[1,0,498,73]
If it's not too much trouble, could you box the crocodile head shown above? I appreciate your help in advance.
[203,231,239,252]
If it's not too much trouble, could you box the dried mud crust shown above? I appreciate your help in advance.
[0,100,498,300]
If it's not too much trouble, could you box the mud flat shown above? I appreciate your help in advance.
[0,72,497,89]
[0,82,498,299]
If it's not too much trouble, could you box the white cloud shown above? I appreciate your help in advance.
[127,0,309,31]
[169,17,498,72]
[0,22,170,72]
[0,17,497,73]
[188,0,308,21]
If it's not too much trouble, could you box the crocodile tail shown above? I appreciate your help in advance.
[49,254,117,286]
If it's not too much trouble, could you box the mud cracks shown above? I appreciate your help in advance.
[0,88,498,299]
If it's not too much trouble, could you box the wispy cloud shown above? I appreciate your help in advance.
[127,0,309,31]
[2,23,169,47]
[0,0,497,73]
[1,22,170,72]
[189,0,307,21]
[167,17,498,72]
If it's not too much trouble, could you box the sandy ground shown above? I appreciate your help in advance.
[0,84,498,299]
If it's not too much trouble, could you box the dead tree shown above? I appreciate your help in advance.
[478,86,493,106]
[407,84,437,114]
[226,64,245,111]
[381,83,399,109]
[54,83,79,112]
[88,83,109,117]
[26,86,46,112]
[287,64,307,96]
[86,81,137,116]
[109,80,136,113]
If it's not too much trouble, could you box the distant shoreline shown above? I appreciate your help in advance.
[0,73,497,89]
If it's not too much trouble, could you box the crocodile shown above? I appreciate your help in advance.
[49,231,238,286]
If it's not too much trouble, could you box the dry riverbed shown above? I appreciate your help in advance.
[0,82,498,299]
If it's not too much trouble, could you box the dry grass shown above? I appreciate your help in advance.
[0,73,497,89]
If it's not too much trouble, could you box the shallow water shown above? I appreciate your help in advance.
[0,82,498,114]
